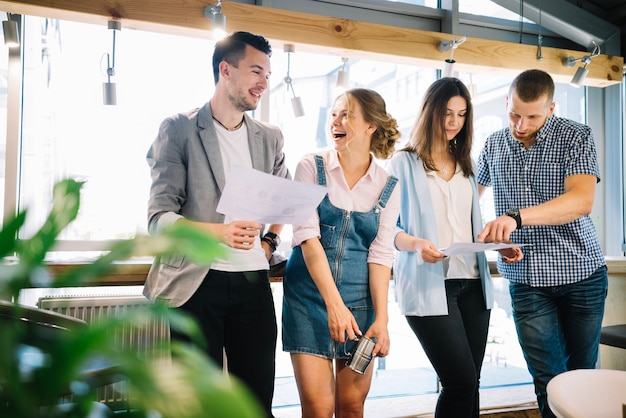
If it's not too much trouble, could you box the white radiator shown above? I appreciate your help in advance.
[37,294,170,409]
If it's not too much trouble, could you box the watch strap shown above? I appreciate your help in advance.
[263,232,279,241]
[261,232,279,252]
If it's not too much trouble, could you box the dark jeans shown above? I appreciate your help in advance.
[406,279,491,418]
[170,270,277,417]
[510,265,608,418]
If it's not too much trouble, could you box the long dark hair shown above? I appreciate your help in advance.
[402,77,474,177]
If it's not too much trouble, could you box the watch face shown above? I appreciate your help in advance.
[505,208,521,229]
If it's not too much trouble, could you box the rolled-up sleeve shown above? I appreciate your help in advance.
[367,185,400,267]
[291,155,322,246]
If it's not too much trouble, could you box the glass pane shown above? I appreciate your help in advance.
[19,17,213,241]
[623,80,626,254]
[383,0,437,6]
[459,0,527,21]
[0,37,8,227]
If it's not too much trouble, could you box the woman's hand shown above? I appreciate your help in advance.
[326,302,360,343]
[415,238,447,264]
[364,320,390,357]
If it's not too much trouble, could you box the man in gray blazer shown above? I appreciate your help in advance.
[144,31,290,417]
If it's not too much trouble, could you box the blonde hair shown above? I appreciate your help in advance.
[343,88,401,160]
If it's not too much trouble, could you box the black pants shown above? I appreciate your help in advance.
[406,279,491,418]
[170,270,277,417]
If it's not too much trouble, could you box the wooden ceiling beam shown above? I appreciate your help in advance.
[0,0,622,87]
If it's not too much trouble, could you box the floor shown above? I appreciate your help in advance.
[273,383,539,417]
[270,280,536,417]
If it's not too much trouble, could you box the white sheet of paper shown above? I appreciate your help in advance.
[439,242,532,256]
[216,165,327,225]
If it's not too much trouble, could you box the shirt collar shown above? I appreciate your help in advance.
[326,149,376,180]
[536,114,556,143]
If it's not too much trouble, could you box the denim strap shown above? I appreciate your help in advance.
[314,154,327,186]
[377,175,397,208]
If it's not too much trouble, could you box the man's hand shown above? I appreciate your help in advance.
[497,247,524,264]
[477,215,518,243]
[220,220,262,249]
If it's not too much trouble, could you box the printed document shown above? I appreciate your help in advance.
[216,165,326,225]
[439,242,532,256]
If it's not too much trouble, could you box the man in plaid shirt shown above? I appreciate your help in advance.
[476,69,607,418]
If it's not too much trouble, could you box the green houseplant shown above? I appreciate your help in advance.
[0,179,265,418]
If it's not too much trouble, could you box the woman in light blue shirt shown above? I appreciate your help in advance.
[387,78,522,418]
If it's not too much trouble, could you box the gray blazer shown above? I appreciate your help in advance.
[143,102,291,307]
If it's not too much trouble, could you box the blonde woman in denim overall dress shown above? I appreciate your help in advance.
[283,89,401,417]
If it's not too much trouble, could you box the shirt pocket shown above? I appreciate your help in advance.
[533,162,565,201]
[160,253,185,269]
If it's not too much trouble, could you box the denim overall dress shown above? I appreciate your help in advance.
[282,154,397,359]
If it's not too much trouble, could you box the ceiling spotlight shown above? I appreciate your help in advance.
[336,57,349,88]
[562,41,601,87]
[438,36,466,78]
[3,13,19,48]
[204,0,226,40]
[102,20,121,106]
[284,44,304,118]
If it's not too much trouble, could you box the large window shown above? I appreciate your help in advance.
[0,40,8,215]
[1,10,617,415]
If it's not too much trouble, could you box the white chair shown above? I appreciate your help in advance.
[547,369,626,418]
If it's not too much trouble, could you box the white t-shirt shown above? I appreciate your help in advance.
[210,121,269,272]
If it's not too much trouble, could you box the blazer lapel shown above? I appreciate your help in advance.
[245,114,267,173]
[198,103,227,192]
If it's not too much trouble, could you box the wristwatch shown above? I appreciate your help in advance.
[505,208,522,230]
[261,232,281,252]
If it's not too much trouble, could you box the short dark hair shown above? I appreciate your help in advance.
[212,31,272,84]
[509,69,555,104]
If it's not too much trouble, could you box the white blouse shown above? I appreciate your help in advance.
[426,166,479,279]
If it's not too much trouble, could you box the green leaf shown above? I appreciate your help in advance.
[17,179,84,266]
[0,179,261,417]
[53,223,225,288]
[0,210,26,258]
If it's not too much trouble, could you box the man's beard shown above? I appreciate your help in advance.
[229,92,257,113]
[511,125,537,143]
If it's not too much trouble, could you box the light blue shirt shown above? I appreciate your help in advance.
[387,151,493,316]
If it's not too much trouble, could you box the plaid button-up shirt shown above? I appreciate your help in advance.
[477,115,605,287]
